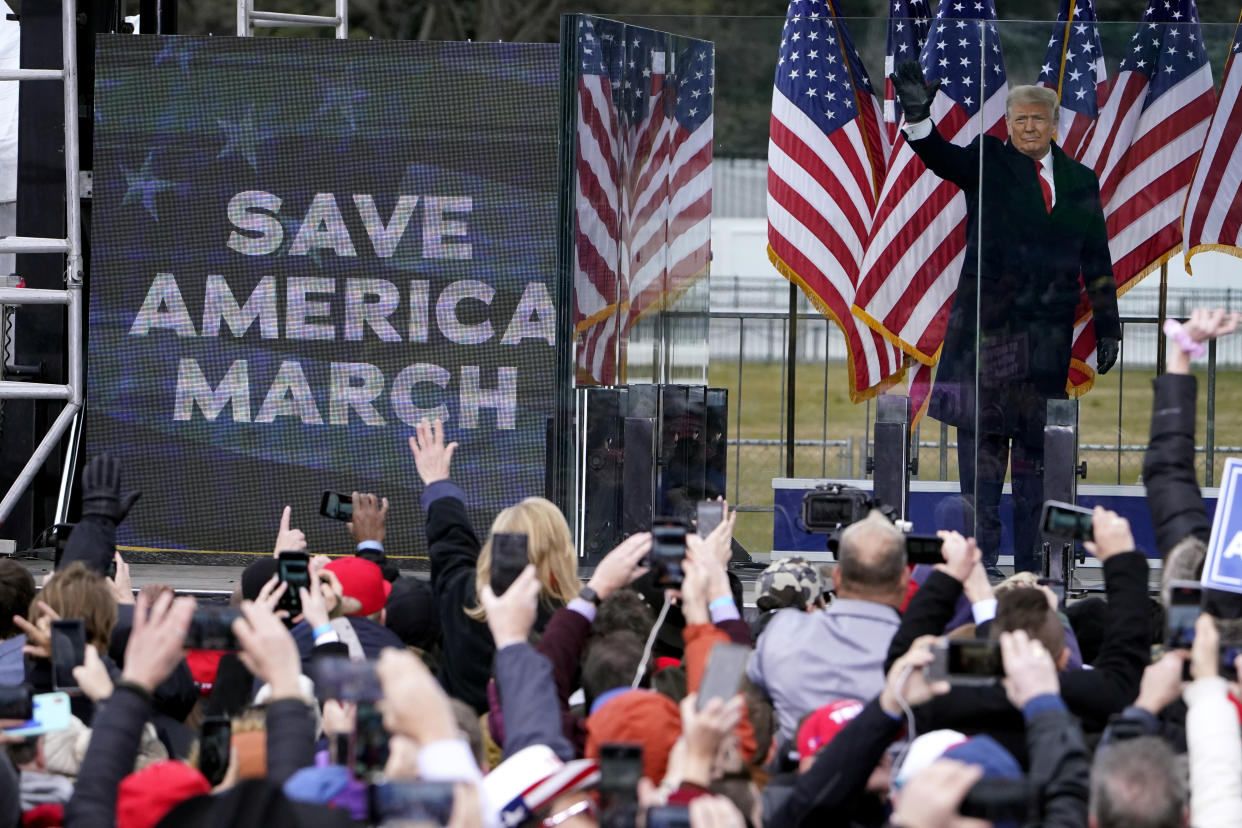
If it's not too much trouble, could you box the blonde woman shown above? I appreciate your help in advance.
[409,418,581,713]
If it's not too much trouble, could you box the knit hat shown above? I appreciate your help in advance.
[585,689,682,784]
[796,699,864,759]
[326,557,391,617]
[240,558,280,602]
[117,759,211,828]
[757,557,825,609]
[481,745,600,828]
[384,576,441,650]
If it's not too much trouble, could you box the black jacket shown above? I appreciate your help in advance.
[767,697,896,827]
[1143,373,1211,556]
[883,555,1149,758]
[426,488,496,713]
[909,127,1120,432]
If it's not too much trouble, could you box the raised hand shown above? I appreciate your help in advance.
[880,635,951,716]
[349,491,390,546]
[108,552,135,606]
[889,60,941,124]
[1000,630,1060,710]
[80,453,141,524]
[1083,507,1134,562]
[232,599,303,701]
[408,418,458,486]
[935,530,980,582]
[121,591,196,694]
[586,532,652,601]
[272,506,306,557]
[1183,307,1242,344]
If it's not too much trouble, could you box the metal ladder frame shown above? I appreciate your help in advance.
[0,0,84,527]
[237,0,349,38]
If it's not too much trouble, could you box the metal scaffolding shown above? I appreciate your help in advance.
[0,0,84,526]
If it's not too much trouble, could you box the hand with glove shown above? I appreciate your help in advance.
[889,60,941,125]
[80,453,141,525]
[1095,336,1119,374]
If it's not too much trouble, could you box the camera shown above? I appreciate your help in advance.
[801,484,873,533]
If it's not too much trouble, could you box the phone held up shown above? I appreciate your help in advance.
[646,521,688,588]
[276,550,310,618]
[489,533,529,597]
[319,490,354,522]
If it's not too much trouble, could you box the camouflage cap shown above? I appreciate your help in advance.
[758,556,825,607]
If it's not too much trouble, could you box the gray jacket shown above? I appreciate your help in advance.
[748,598,901,743]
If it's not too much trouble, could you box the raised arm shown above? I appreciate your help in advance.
[1144,309,1239,554]
[884,532,979,672]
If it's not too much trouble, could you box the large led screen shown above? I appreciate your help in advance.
[87,35,560,565]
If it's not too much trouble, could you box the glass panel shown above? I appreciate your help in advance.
[566,16,715,389]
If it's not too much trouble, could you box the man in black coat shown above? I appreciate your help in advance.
[891,62,1122,574]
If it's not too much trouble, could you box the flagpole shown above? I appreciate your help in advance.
[1156,260,1169,375]
[786,281,798,478]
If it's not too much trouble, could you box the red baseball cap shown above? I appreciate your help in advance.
[326,557,392,616]
[797,699,865,759]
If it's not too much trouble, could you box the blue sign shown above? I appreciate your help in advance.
[1204,458,1242,592]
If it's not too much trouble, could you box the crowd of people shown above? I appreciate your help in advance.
[0,309,1237,827]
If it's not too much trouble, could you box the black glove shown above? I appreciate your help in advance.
[1096,336,1120,375]
[889,60,941,125]
[80,454,141,524]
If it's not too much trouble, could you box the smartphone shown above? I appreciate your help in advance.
[312,657,382,703]
[186,608,242,651]
[1040,500,1094,542]
[354,702,390,780]
[696,500,724,538]
[369,781,455,824]
[961,778,1033,821]
[2,692,72,738]
[904,534,945,565]
[50,619,86,693]
[490,533,529,597]
[198,716,232,787]
[928,639,1005,686]
[598,742,643,798]
[320,490,354,522]
[1166,580,1202,650]
[105,559,117,581]
[697,643,749,711]
[646,521,688,588]
[646,806,692,828]
[0,685,33,720]
[277,551,310,617]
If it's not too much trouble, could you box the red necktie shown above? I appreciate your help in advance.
[1035,159,1052,213]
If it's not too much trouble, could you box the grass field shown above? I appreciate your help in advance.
[707,359,1242,558]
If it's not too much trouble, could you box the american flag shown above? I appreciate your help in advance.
[1073,0,1214,384]
[571,21,715,385]
[852,0,1009,379]
[1182,12,1242,274]
[1037,0,1108,160]
[624,36,715,331]
[884,0,932,147]
[572,17,626,385]
[766,0,901,401]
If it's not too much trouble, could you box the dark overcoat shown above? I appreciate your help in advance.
[912,127,1121,439]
